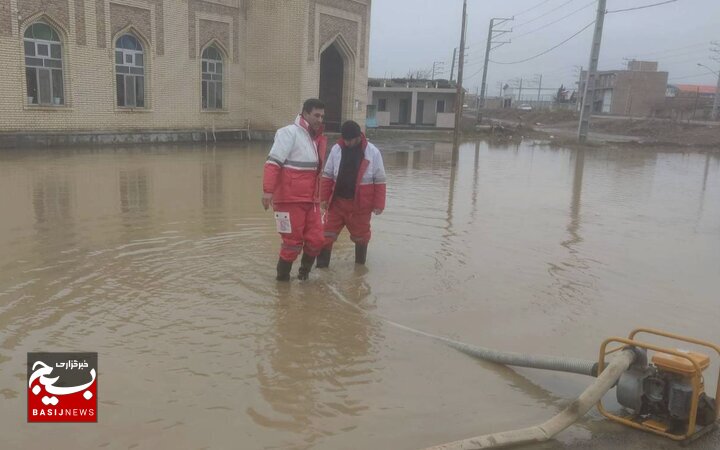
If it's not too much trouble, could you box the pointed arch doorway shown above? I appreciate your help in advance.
[319,37,354,133]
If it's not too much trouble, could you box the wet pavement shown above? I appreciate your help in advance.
[0,140,718,449]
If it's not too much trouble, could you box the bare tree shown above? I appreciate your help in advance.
[406,68,432,80]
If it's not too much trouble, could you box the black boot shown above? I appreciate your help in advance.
[297,253,316,280]
[276,259,292,282]
[355,243,367,265]
[316,248,332,268]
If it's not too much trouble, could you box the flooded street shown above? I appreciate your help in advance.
[1,140,719,449]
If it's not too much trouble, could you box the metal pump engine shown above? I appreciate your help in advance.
[598,329,720,444]
[616,348,717,432]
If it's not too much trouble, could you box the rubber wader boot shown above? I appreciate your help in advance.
[297,253,316,280]
[316,248,332,268]
[276,259,292,282]
[355,243,367,265]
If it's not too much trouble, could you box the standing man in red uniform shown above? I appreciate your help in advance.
[317,120,386,268]
[262,99,327,281]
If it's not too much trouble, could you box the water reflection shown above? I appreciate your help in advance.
[119,168,150,214]
[202,161,224,211]
[32,171,77,264]
[249,281,379,444]
[33,172,73,225]
[471,142,480,220]
[567,149,585,250]
[545,148,595,312]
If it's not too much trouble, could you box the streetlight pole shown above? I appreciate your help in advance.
[697,63,720,121]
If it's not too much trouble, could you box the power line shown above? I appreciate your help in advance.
[512,0,597,40]
[606,0,678,14]
[511,0,556,17]
[657,55,718,67]
[515,0,579,28]
[669,73,716,81]
[620,42,709,59]
[601,48,711,69]
[490,20,595,65]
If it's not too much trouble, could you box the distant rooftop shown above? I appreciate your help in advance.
[671,84,717,95]
[368,78,456,89]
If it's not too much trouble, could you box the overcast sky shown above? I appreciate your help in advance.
[368,0,720,94]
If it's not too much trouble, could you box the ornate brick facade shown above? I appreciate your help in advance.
[308,0,367,67]
[19,0,70,31]
[319,13,357,57]
[97,0,164,54]
[0,0,12,37]
[188,0,240,61]
[198,19,230,55]
[110,3,151,45]
[95,0,105,47]
[75,0,86,45]
[0,0,370,140]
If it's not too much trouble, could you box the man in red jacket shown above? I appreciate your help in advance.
[318,120,386,268]
[262,99,327,281]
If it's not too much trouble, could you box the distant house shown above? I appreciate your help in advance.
[666,84,717,98]
[578,60,668,117]
[663,84,717,120]
[367,79,457,128]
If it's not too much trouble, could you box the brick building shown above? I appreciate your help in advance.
[578,60,668,117]
[0,0,371,146]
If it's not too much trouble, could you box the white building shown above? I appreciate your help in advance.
[367,80,456,128]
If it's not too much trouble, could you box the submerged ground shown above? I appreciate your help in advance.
[1,140,718,449]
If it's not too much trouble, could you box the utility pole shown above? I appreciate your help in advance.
[574,65,583,110]
[535,73,543,102]
[578,0,607,142]
[432,61,445,80]
[452,0,468,165]
[478,18,513,112]
[713,70,720,120]
[710,42,720,120]
[450,48,457,81]
[517,78,523,102]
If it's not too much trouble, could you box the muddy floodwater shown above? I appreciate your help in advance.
[1,140,719,450]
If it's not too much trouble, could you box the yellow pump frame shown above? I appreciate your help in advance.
[597,328,720,442]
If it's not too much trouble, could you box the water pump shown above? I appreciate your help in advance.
[598,329,719,445]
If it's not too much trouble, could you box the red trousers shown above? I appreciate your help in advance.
[273,202,324,262]
[323,198,372,248]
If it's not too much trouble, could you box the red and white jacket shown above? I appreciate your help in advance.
[320,135,387,212]
[263,115,328,203]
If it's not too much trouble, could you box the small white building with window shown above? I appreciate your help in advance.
[367,80,456,128]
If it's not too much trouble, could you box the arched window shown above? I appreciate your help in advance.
[201,46,223,110]
[115,34,145,108]
[24,22,64,106]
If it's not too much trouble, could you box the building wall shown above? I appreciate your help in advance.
[610,71,668,116]
[370,89,455,126]
[579,69,668,117]
[0,0,369,139]
[370,91,412,124]
[416,92,454,125]
[627,60,658,72]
